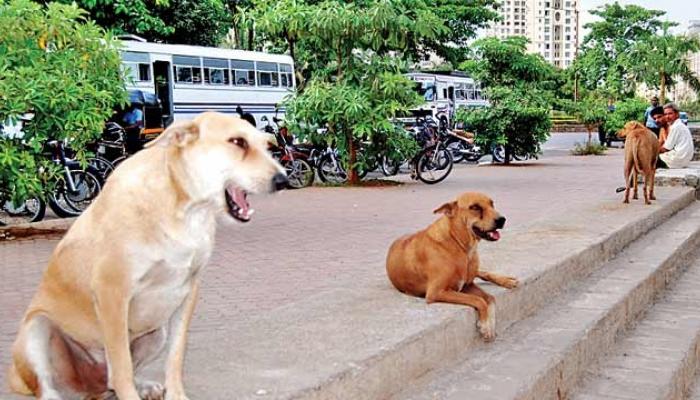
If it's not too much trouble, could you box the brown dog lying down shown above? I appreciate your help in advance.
[386,192,518,341]
[8,113,287,400]
[618,121,659,205]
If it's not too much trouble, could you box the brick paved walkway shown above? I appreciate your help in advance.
[0,138,630,396]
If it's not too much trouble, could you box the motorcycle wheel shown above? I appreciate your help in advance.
[317,154,348,184]
[0,195,46,225]
[282,159,315,189]
[381,155,401,176]
[445,140,466,163]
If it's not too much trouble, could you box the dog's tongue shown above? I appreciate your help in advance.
[228,187,253,219]
[488,230,501,241]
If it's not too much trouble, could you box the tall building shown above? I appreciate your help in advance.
[487,0,580,68]
[669,20,700,102]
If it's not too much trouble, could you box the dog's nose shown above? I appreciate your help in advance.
[271,173,289,191]
[496,216,506,229]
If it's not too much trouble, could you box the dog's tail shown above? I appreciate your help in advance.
[631,138,642,179]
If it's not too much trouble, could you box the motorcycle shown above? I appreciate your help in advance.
[263,116,315,189]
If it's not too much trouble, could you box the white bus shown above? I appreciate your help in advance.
[120,36,296,127]
[405,71,488,126]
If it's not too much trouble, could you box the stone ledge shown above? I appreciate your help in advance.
[655,162,700,188]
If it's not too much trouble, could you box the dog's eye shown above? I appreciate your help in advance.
[469,204,482,212]
[229,137,248,150]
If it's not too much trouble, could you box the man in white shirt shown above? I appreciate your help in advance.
[658,103,694,169]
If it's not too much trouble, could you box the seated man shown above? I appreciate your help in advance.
[658,103,694,169]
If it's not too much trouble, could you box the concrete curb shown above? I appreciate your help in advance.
[179,188,696,399]
[0,217,75,241]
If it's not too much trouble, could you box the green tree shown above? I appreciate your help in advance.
[410,0,499,66]
[564,94,608,145]
[0,0,128,203]
[575,2,665,98]
[246,0,498,91]
[456,37,555,163]
[47,0,233,46]
[625,22,700,102]
[604,97,648,134]
[278,0,445,184]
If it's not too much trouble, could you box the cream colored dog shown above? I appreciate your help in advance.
[8,112,287,400]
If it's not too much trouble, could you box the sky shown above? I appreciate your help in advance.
[580,0,700,35]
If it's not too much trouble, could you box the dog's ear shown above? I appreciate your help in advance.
[145,120,200,148]
[433,201,457,217]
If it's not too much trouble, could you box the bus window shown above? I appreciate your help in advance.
[280,64,294,88]
[414,81,436,101]
[122,52,151,82]
[256,61,279,87]
[203,58,230,85]
[231,60,255,86]
[173,55,202,84]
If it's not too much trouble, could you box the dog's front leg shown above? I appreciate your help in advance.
[478,271,519,289]
[93,279,140,400]
[164,280,199,400]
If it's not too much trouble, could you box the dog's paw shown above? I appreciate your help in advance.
[477,304,496,342]
[623,199,630,204]
[501,276,519,289]
[137,380,165,400]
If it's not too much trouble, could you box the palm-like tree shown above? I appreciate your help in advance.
[626,22,700,101]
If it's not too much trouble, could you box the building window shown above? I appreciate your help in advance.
[173,55,202,84]
[122,52,151,82]
[231,60,255,86]
[566,35,571,41]
[256,61,279,87]
[203,58,230,85]
[565,18,571,24]
[545,43,550,49]
[545,10,550,16]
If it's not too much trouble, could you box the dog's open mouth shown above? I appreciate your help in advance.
[473,226,501,241]
[225,186,254,223]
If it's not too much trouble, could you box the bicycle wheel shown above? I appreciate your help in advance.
[416,145,453,184]
[283,159,315,189]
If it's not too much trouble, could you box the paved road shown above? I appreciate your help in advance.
[0,133,629,397]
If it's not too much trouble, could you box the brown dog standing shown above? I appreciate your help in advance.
[386,192,518,341]
[619,121,659,205]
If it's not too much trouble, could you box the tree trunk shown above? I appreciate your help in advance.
[504,144,512,165]
[347,133,359,185]
[247,27,254,51]
[660,71,666,103]
[586,125,593,145]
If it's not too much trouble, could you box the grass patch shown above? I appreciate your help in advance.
[570,142,608,156]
